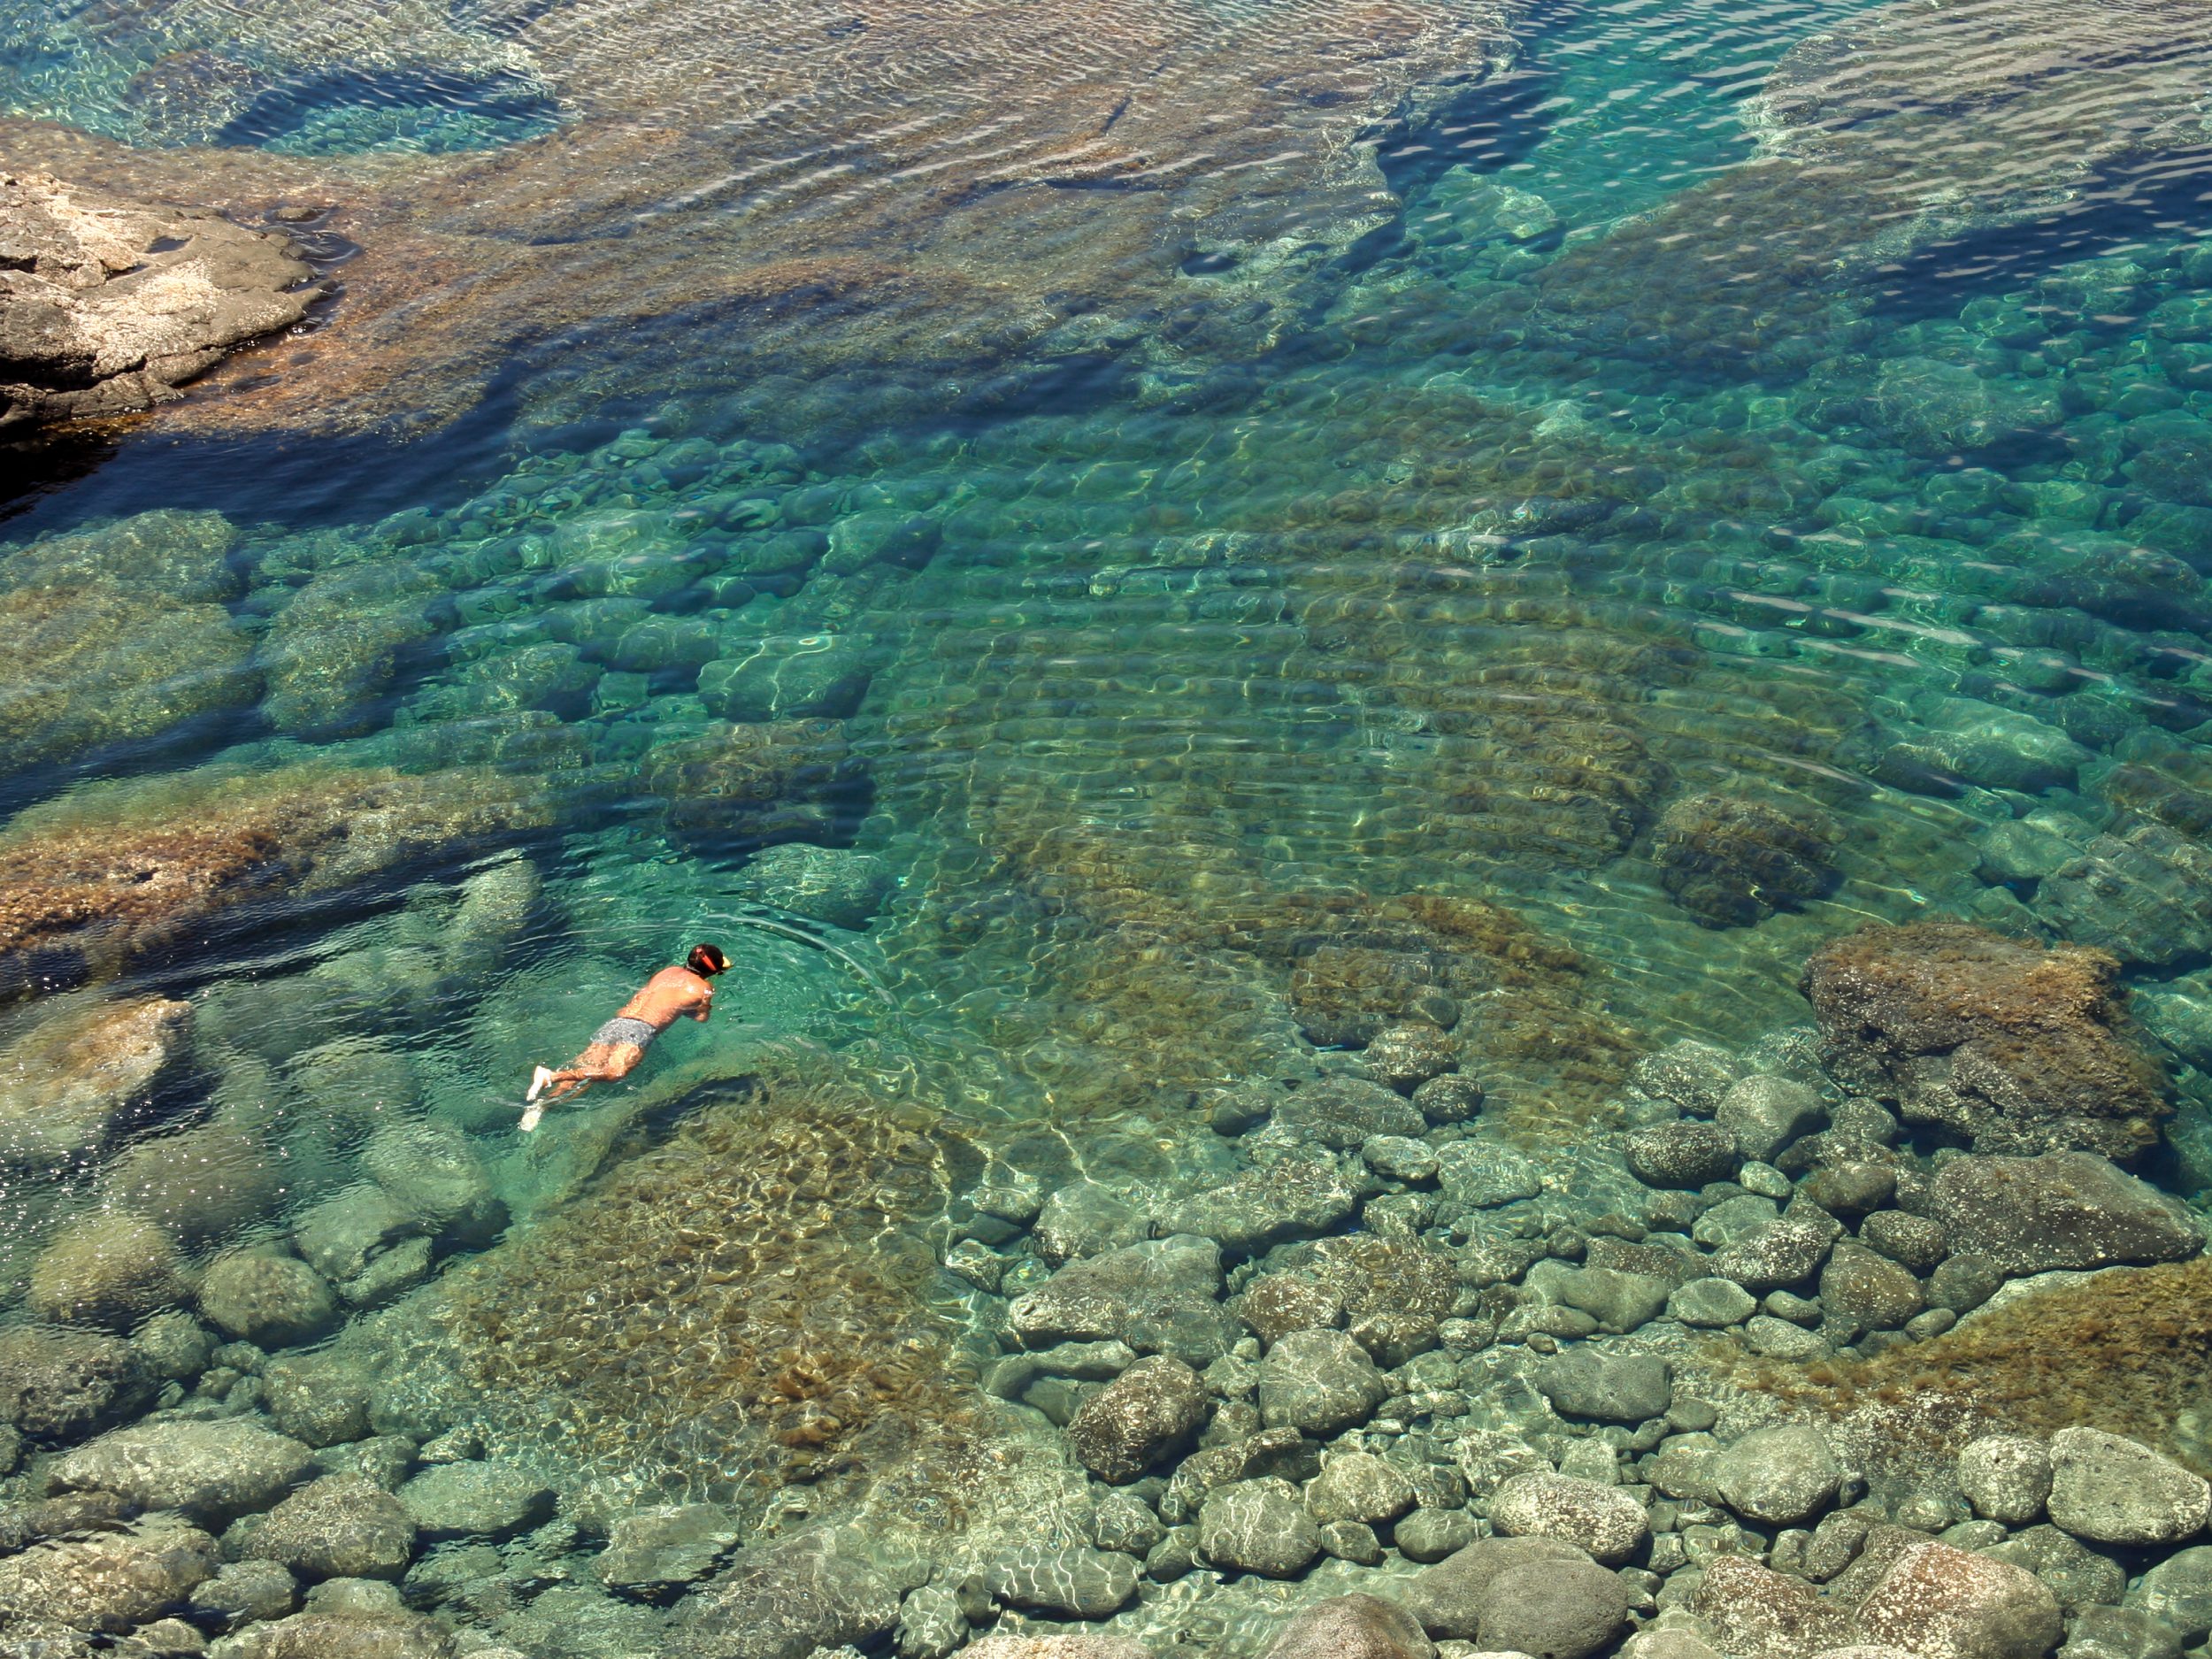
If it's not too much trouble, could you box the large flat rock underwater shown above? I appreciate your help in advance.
[1494,0,2212,376]
[0,0,1526,438]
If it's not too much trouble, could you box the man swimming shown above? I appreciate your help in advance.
[522,943,730,1131]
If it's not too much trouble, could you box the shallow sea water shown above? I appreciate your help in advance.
[7,0,2212,1647]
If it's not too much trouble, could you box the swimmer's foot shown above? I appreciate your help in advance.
[526,1065,553,1103]
[520,1098,544,1133]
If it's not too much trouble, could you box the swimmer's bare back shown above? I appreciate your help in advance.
[522,943,730,1131]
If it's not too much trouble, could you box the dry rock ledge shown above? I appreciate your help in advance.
[0,170,319,430]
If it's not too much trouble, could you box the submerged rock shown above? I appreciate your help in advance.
[1258,1594,1435,1659]
[0,994,189,1166]
[51,1417,314,1524]
[595,1503,741,1594]
[198,1251,342,1348]
[0,171,318,431]
[1068,1354,1210,1484]
[1008,1234,1236,1365]
[672,1530,900,1658]
[242,1472,418,1581]
[1801,922,2170,1161]
[1854,1540,2062,1659]
[1653,792,1839,927]
[27,1211,188,1330]
[1930,1151,2202,1274]
[0,580,255,774]
[2046,1428,2212,1547]
[0,1516,221,1631]
[0,1326,152,1442]
[732,842,896,930]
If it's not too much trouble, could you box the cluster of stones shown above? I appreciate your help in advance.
[851,922,2212,1659]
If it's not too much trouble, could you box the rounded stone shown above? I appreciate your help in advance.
[1489,1471,1649,1564]
[1625,1122,1743,1189]
[1711,1423,1842,1526]
[1258,1594,1434,1659]
[2047,1428,2212,1547]
[1197,1477,1323,1578]
[1957,1434,2052,1527]
[197,1252,341,1348]
[1068,1354,1210,1485]
[101,1126,287,1247]
[27,1213,185,1330]
[397,1460,555,1542]
[1305,1451,1417,1527]
[1855,1540,2063,1659]
[1256,1327,1389,1436]
[1393,1506,1481,1563]
[243,1473,418,1581]
[1477,1556,1633,1659]
[1819,1240,1925,1333]
[1412,1074,1486,1123]
[1362,1023,1459,1093]
[1667,1277,1757,1329]
[1860,1210,1948,1273]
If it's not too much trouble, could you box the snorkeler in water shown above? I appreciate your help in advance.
[521,943,730,1131]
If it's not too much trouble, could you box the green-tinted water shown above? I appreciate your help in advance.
[5,0,2212,1647]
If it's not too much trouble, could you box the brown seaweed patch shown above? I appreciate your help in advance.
[437,1075,979,1504]
[1735,1260,2212,1472]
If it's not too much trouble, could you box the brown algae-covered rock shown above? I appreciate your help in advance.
[1653,791,1839,927]
[1801,922,2170,1161]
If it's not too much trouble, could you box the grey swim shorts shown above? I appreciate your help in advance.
[591,1015,659,1049]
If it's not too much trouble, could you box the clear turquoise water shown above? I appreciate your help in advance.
[6,0,2212,1633]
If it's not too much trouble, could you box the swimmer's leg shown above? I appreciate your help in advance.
[519,1044,641,1132]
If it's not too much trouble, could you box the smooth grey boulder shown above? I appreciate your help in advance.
[1668,1277,1757,1328]
[1712,1423,1842,1525]
[1393,1507,1479,1563]
[1717,1074,1825,1163]
[1154,1146,1364,1253]
[0,1325,152,1442]
[1478,1556,1632,1659]
[1819,1240,1925,1332]
[1258,1594,1436,1659]
[51,1417,313,1524]
[1199,1477,1323,1578]
[1069,1354,1210,1484]
[396,1460,554,1542]
[1931,1154,2202,1275]
[1433,1140,1544,1210]
[197,1252,341,1349]
[1397,1535,1589,1639]
[0,1515,219,1630]
[2047,1428,2212,1548]
[193,1557,301,1628]
[1532,1348,1672,1423]
[1275,1076,1426,1149]
[2125,1546,2212,1642]
[1959,1434,2052,1527]
[1708,1217,1838,1293]
[984,1545,1140,1617]
[1033,1183,1146,1265]
[1625,1121,1742,1188]
[1256,1327,1390,1435]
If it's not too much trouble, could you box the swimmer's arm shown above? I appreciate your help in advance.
[692,983,713,1021]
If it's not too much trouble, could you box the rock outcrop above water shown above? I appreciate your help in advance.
[1801,921,2170,1160]
[0,0,1522,435]
[0,171,318,429]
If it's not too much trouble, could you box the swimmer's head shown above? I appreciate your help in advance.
[687,943,731,976]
